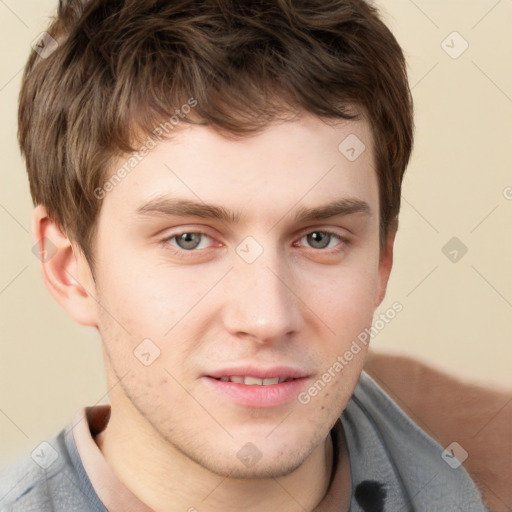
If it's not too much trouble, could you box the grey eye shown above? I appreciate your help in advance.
[306,232,332,249]
[175,233,203,250]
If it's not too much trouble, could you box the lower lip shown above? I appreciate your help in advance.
[203,377,309,408]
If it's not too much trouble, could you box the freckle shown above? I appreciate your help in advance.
[321,406,325,410]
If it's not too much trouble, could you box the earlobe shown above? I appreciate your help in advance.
[32,205,98,327]
[375,226,396,307]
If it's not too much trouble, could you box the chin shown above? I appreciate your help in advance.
[201,450,308,480]
[179,428,324,481]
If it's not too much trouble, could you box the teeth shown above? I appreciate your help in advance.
[217,376,290,385]
[244,376,263,385]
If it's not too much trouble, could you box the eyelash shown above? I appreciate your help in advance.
[160,229,349,256]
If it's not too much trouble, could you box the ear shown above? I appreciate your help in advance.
[375,223,397,308]
[32,205,98,327]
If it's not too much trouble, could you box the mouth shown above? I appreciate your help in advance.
[203,366,310,408]
[211,376,295,385]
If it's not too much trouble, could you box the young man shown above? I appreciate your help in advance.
[1,0,488,510]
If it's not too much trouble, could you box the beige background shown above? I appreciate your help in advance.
[1,0,511,464]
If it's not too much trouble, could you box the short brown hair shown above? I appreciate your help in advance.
[19,0,413,271]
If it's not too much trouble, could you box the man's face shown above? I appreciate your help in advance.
[89,113,390,478]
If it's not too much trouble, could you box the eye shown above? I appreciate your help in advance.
[298,230,343,250]
[166,232,213,251]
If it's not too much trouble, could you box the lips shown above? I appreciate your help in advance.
[203,366,310,407]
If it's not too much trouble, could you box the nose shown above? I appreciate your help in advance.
[220,249,303,344]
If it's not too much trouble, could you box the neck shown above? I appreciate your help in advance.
[95,404,349,512]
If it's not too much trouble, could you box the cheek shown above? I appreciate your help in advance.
[97,275,167,334]
[93,263,171,375]
[300,257,380,338]
[95,250,192,334]
[333,277,377,329]
[94,255,217,377]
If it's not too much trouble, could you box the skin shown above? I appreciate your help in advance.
[33,112,395,512]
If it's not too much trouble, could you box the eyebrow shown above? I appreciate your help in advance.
[134,196,371,224]
[135,196,240,223]
[292,198,371,223]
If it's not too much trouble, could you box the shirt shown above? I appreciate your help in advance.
[0,371,488,511]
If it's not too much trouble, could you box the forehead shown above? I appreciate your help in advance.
[100,113,378,227]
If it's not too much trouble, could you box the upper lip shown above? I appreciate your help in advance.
[205,366,309,380]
